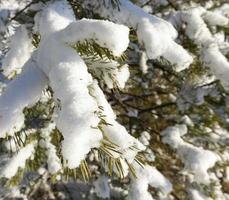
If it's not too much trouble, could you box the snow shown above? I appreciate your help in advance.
[188,189,212,200]
[93,175,110,199]
[89,60,130,89]
[180,115,194,127]
[101,121,144,156]
[226,167,229,182]
[90,80,116,120]
[214,4,229,18]
[34,0,75,38]
[83,0,193,71]
[201,44,229,89]
[2,25,34,78]
[0,0,229,199]
[91,80,145,153]
[170,7,229,90]
[90,81,145,177]
[127,165,172,200]
[0,142,35,178]
[33,1,137,169]
[40,123,61,174]
[139,131,151,146]
[4,128,36,152]
[0,0,229,198]
[139,51,148,74]
[0,59,48,138]
[0,0,30,48]
[56,19,129,57]
[203,11,229,26]
[161,124,219,184]
[46,53,102,168]
[0,0,31,30]
[0,0,138,169]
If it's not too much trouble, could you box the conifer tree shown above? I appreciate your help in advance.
[0,0,228,199]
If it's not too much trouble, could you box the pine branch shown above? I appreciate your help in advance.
[73,39,126,62]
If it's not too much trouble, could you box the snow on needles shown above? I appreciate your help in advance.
[2,25,34,78]
[40,123,61,174]
[36,13,130,168]
[0,142,35,178]
[127,165,172,200]
[82,0,193,72]
[33,0,75,38]
[88,60,130,89]
[161,124,220,184]
[0,59,48,138]
[0,0,134,169]
[90,81,145,176]
[170,7,229,90]
[56,19,129,57]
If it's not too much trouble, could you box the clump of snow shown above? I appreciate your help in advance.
[0,60,48,138]
[139,51,148,74]
[2,25,34,78]
[0,0,136,169]
[203,11,229,26]
[0,142,35,178]
[225,167,229,182]
[213,4,229,18]
[90,81,145,162]
[188,189,211,200]
[161,124,219,184]
[33,1,136,169]
[34,0,75,38]
[88,60,130,89]
[82,0,193,72]
[139,131,151,146]
[127,165,172,200]
[180,115,194,127]
[170,7,229,90]
[44,58,111,167]
[40,123,61,174]
[0,0,29,32]
[176,78,216,111]
[90,81,145,177]
[201,44,229,89]
[56,18,129,57]
[93,175,110,199]
[42,51,102,168]
[143,149,155,163]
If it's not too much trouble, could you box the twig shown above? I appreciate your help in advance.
[9,0,39,22]
[139,102,176,114]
